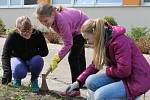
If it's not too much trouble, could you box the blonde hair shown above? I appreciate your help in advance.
[35,3,56,19]
[15,16,32,31]
[81,19,106,70]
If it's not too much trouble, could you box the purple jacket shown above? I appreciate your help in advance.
[77,26,150,100]
[51,8,88,58]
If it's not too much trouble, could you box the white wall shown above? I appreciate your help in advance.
[0,8,37,28]
[78,6,150,32]
[0,6,150,32]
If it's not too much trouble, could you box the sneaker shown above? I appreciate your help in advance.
[13,79,21,88]
[31,80,39,93]
[59,90,80,97]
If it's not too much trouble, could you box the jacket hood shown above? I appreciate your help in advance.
[111,26,126,40]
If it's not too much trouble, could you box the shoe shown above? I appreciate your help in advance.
[59,90,80,97]
[13,79,21,88]
[31,80,39,93]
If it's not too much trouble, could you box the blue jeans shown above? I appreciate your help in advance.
[85,72,126,100]
[11,55,44,81]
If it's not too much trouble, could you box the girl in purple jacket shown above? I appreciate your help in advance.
[35,4,88,83]
[63,19,150,99]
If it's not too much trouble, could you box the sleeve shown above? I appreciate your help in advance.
[77,63,98,86]
[36,30,49,57]
[58,22,73,59]
[106,39,132,78]
[1,33,14,82]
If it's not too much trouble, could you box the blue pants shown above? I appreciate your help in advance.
[85,72,126,100]
[11,55,44,81]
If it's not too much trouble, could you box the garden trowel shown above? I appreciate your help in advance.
[40,68,51,93]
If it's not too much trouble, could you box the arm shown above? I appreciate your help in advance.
[36,30,49,57]
[77,63,98,86]
[106,38,132,78]
[58,22,73,59]
[1,33,14,84]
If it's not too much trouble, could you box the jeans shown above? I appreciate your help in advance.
[11,55,44,81]
[85,72,126,100]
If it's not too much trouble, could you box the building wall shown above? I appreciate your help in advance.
[0,6,150,31]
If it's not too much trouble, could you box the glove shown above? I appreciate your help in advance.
[66,81,79,93]
[49,54,61,72]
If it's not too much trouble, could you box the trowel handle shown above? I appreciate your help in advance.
[45,68,51,77]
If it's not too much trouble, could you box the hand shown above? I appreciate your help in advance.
[66,81,79,93]
[49,54,61,72]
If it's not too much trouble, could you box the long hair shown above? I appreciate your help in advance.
[81,19,106,70]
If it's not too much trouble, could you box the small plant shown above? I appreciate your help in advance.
[128,27,150,42]
[0,18,6,35]
[104,16,118,26]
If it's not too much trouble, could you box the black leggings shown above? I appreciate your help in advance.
[68,34,86,83]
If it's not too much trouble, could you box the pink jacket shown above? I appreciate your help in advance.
[77,26,150,100]
[51,8,88,58]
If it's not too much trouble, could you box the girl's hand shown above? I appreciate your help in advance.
[66,81,79,94]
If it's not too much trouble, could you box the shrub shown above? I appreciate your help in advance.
[0,18,6,35]
[5,28,15,34]
[33,25,61,44]
[136,36,150,54]
[128,27,150,42]
[104,16,118,26]
[44,31,61,44]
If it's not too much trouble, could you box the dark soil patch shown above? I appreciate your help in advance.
[0,80,86,100]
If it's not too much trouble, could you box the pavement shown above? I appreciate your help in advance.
[0,37,150,100]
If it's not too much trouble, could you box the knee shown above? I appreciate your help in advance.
[94,89,106,100]
[30,55,44,67]
[13,66,27,79]
[85,75,97,91]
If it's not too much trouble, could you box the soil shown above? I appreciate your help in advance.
[0,80,86,100]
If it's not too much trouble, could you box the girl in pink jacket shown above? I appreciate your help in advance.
[64,19,150,99]
[35,4,88,83]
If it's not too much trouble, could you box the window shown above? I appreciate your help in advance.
[52,0,71,4]
[144,0,150,2]
[10,0,21,5]
[0,0,123,8]
[143,0,150,6]
[0,0,37,8]
[24,0,37,5]
[96,0,122,4]
[0,0,7,6]
[75,0,94,5]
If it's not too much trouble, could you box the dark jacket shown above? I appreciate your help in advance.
[1,29,49,83]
